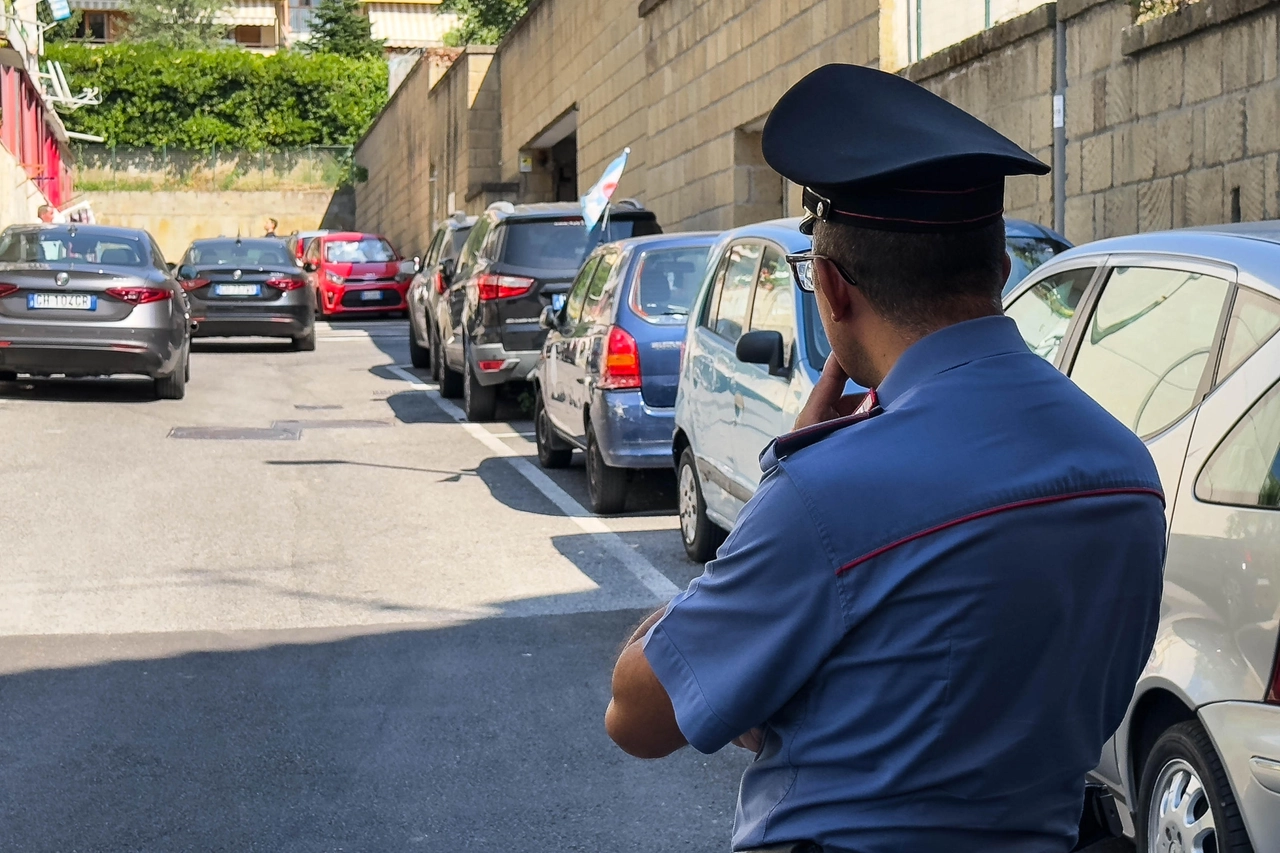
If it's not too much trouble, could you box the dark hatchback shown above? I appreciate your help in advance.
[407,213,475,370]
[177,238,315,351]
[532,232,715,513]
[438,200,661,421]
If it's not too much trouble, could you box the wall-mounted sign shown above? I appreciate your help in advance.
[518,153,534,173]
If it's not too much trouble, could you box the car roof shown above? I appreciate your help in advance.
[321,231,385,241]
[487,201,654,221]
[5,223,150,241]
[609,232,719,253]
[442,216,477,231]
[711,217,811,252]
[191,237,284,247]
[1018,221,1280,299]
[1004,217,1070,246]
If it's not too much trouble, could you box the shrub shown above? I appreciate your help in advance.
[47,43,388,149]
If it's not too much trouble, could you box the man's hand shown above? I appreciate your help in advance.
[794,354,867,430]
[732,728,764,752]
[605,605,689,759]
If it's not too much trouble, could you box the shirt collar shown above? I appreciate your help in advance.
[876,315,1026,409]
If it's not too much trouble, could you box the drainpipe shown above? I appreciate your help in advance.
[1052,11,1067,235]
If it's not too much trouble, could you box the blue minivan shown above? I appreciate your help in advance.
[672,216,1071,562]
[531,232,716,513]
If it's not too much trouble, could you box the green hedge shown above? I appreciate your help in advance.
[48,44,388,149]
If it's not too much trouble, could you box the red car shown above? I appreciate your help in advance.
[302,231,414,318]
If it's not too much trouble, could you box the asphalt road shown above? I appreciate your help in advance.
[0,319,1133,852]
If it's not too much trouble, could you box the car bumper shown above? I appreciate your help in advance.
[468,342,538,386]
[1200,701,1280,852]
[192,303,312,338]
[320,282,408,315]
[591,389,676,469]
[0,330,180,378]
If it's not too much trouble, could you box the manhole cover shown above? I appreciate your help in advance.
[169,426,300,441]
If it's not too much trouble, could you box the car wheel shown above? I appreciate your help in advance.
[184,350,191,381]
[315,291,329,319]
[534,391,572,469]
[462,346,497,422]
[439,349,463,398]
[586,422,628,514]
[678,447,726,562]
[408,320,430,368]
[1137,720,1254,853]
[292,326,317,352]
[430,327,444,383]
[154,362,186,401]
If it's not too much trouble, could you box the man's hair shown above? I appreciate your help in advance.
[265,217,278,228]
[37,205,52,214]
[812,218,1006,333]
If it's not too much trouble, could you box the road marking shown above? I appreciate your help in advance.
[386,364,679,600]
[486,431,536,439]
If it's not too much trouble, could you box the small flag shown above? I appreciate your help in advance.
[46,0,71,21]
[581,147,629,231]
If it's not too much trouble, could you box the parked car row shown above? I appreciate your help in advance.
[0,223,414,399]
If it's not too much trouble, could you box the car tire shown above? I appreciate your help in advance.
[408,322,430,368]
[315,291,328,319]
[586,422,628,514]
[1136,720,1254,853]
[0,370,18,382]
[678,447,726,563]
[462,346,498,422]
[154,359,187,401]
[534,391,572,469]
[292,326,317,352]
[430,327,444,384]
[439,352,463,398]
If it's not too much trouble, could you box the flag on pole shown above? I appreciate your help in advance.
[47,0,71,21]
[581,147,629,231]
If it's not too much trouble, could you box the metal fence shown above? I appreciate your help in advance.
[70,145,356,192]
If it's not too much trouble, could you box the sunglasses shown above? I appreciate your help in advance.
[785,252,857,293]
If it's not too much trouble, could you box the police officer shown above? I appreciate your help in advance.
[605,64,1166,853]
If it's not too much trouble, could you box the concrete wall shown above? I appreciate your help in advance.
[0,143,46,229]
[90,190,337,261]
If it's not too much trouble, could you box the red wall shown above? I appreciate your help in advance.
[0,64,72,209]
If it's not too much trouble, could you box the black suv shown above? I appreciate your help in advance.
[437,200,661,420]
[407,212,475,370]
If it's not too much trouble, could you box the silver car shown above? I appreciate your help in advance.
[0,224,192,399]
[1003,222,1280,853]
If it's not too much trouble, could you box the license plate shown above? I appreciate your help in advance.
[360,290,383,301]
[29,293,95,311]
[550,293,567,311]
[214,284,260,297]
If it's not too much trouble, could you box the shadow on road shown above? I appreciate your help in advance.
[191,338,294,354]
[0,376,159,403]
[0,610,748,852]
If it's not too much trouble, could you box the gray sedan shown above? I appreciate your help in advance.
[0,224,191,399]
[1004,222,1280,853]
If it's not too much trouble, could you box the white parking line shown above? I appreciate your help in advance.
[386,365,680,600]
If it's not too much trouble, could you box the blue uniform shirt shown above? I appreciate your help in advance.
[644,316,1166,853]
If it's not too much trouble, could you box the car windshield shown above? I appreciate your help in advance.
[1005,236,1068,295]
[502,218,646,269]
[632,247,711,319]
[188,241,292,266]
[325,238,396,263]
[0,229,147,266]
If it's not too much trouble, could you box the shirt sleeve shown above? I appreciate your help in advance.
[642,468,844,754]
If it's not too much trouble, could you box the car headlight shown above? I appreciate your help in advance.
[325,270,345,285]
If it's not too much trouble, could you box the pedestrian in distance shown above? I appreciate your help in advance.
[263,217,278,237]
[37,204,56,223]
[605,64,1167,853]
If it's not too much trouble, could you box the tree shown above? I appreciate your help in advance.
[120,0,231,49]
[440,0,527,46]
[303,0,384,59]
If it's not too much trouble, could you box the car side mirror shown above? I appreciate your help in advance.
[539,304,558,331]
[736,330,789,377]
[177,264,194,280]
[303,261,318,273]
[396,259,416,281]
[440,257,457,284]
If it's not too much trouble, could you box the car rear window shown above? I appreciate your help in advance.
[631,247,710,320]
[188,241,292,266]
[501,218,652,270]
[0,229,146,266]
[325,238,396,263]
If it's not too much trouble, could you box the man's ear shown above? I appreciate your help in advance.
[815,257,854,322]
[1001,251,1012,285]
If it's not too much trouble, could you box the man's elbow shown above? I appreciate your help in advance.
[604,699,684,759]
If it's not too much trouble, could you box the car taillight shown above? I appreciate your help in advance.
[476,273,534,301]
[434,270,447,295]
[265,277,305,291]
[0,283,18,297]
[105,287,171,305]
[180,278,211,292]
[600,325,641,390]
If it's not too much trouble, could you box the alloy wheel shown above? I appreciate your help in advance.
[1148,758,1217,853]
[678,462,699,545]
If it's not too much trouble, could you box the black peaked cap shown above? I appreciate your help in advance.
[762,64,1050,234]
